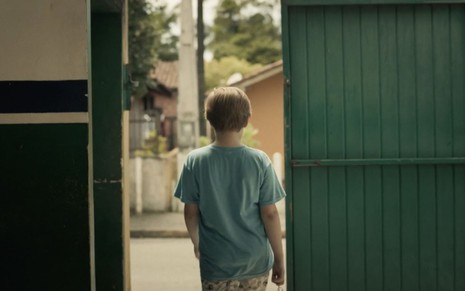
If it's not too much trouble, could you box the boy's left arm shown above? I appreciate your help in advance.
[260,204,285,286]
[184,203,200,259]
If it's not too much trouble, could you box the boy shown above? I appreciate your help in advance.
[174,87,285,290]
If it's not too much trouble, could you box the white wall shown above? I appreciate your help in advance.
[0,0,88,80]
[130,156,178,212]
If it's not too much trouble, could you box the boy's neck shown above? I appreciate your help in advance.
[213,130,243,147]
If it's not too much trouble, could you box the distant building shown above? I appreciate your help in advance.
[130,61,178,152]
[230,60,284,173]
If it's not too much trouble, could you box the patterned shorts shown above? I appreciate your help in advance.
[201,272,269,291]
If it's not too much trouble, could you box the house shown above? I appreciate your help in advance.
[130,61,178,152]
[129,61,179,213]
[230,60,284,177]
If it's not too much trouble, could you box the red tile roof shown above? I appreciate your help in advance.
[150,61,178,90]
[229,60,283,88]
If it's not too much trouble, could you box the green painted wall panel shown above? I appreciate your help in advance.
[324,10,349,290]
[454,166,465,289]
[289,8,309,160]
[328,168,348,291]
[379,7,400,159]
[416,5,436,158]
[360,6,382,158]
[325,7,345,159]
[92,13,123,181]
[91,12,125,291]
[307,7,327,160]
[364,166,383,291]
[346,167,365,291]
[382,166,401,291]
[291,168,312,290]
[400,166,420,291]
[437,166,454,291]
[397,6,417,158]
[310,168,330,291]
[284,3,465,291]
[419,166,437,291]
[343,6,363,159]
[342,9,366,291]
[0,124,90,290]
[433,6,454,158]
[94,183,124,289]
[451,8,465,157]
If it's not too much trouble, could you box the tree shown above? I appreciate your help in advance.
[208,0,281,65]
[204,56,262,91]
[128,0,178,95]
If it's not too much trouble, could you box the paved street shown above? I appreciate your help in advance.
[131,238,202,290]
[130,238,287,291]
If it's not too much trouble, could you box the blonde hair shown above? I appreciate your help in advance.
[204,87,252,132]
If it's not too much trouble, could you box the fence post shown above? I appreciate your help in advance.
[135,156,143,214]
[273,152,283,185]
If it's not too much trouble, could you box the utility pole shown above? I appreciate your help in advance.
[175,0,199,211]
[197,0,206,136]
[178,0,199,149]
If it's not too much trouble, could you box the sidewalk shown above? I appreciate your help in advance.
[130,200,286,238]
[130,211,189,238]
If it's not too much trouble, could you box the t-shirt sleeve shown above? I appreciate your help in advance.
[259,162,286,206]
[173,163,199,204]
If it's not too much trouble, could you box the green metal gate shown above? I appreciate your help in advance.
[282,1,465,290]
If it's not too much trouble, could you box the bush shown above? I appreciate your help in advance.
[134,130,167,157]
[197,123,260,148]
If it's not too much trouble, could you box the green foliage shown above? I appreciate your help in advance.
[128,0,178,96]
[197,123,260,148]
[198,136,212,147]
[208,0,281,65]
[241,123,260,148]
[205,56,262,90]
[134,130,167,157]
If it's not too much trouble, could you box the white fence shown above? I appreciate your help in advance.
[129,150,284,214]
[129,152,177,213]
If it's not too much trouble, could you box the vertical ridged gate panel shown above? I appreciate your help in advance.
[288,4,465,291]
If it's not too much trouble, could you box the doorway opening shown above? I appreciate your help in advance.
[128,61,287,290]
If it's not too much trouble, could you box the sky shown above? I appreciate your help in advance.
[151,0,220,25]
[152,0,280,27]
[158,0,219,59]
[149,0,281,60]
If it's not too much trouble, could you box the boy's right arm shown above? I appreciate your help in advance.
[184,203,200,259]
[260,204,285,286]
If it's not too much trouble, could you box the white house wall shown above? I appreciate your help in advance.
[0,0,87,81]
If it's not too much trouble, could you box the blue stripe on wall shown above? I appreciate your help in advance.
[0,80,88,113]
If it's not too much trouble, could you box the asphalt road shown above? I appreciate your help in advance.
[130,238,287,291]
[131,238,202,290]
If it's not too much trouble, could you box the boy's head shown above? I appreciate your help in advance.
[204,87,252,132]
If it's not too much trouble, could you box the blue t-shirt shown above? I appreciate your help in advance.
[174,144,286,281]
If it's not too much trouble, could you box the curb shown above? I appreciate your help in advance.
[131,230,189,238]
[130,230,287,239]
